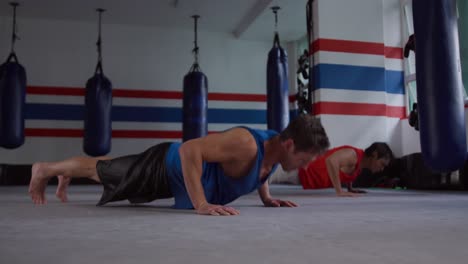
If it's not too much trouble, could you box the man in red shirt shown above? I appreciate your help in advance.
[298,142,393,197]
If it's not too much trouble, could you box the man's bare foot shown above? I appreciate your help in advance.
[29,162,51,205]
[56,175,71,202]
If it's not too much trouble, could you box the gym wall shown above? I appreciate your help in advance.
[0,16,274,163]
[1,0,465,165]
[310,0,407,156]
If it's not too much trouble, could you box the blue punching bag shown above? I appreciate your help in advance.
[182,15,208,142]
[183,69,208,142]
[0,3,26,149]
[267,7,289,132]
[413,0,467,172]
[83,9,112,156]
[0,53,26,149]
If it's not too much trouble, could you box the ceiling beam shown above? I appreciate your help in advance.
[232,0,272,39]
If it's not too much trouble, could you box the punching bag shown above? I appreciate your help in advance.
[413,0,467,172]
[267,34,289,132]
[83,9,112,156]
[0,3,26,149]
[182,15,208,142]
[0,52,26,149]
[458,0,468,95]
[183,68,208,142]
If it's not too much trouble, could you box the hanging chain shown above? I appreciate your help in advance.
[192,15,200,66]
[96,8,105,63]
[10,2,20,53]
[271,6,280,32]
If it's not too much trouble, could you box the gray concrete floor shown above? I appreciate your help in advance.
[1,185,468,264]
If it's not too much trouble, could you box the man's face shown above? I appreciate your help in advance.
[280,140,318,172]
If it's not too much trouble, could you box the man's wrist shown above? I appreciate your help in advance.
[194,200,208,210]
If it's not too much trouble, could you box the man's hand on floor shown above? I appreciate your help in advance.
[263,198,298,207]
[197,203,240,216]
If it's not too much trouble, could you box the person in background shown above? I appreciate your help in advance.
[271,143,393,197]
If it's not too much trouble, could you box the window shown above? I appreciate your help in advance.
[401,0,417,114]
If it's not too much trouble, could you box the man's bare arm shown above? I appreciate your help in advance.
[325,149,360,197]
[179,140,209,210]
[258,181,272,203]
[179,128,254,215]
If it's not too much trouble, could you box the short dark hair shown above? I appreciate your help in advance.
[279,114,330,154]
[365,142,394,160]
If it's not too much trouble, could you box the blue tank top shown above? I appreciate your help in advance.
[165,127,279,209]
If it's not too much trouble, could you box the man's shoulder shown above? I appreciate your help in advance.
[329,146,360,161]
[220,127,257,150]
[334,145,363,153]
[336,145,358,149]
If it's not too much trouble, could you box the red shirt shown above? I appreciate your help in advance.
[298,146,364,189]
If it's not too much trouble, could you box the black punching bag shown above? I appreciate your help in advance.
[413,0,467,172]
[183,15,208,142]
[0,53,26,149]
[0,3,26,149]
[83,9,112,156]
[267,6,289,132]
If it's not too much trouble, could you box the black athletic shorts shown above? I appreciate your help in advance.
[96,142,173,206]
